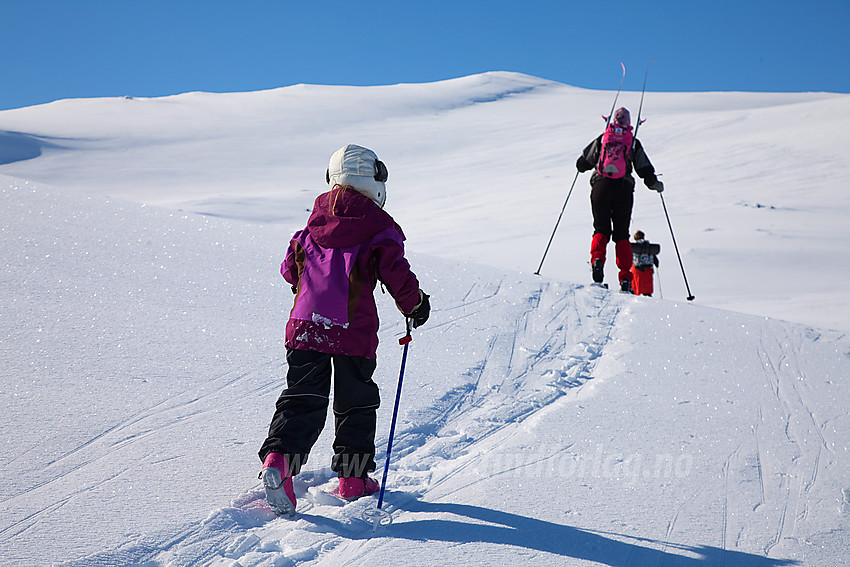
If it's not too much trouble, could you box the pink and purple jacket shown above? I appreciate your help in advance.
[281,186,421,359]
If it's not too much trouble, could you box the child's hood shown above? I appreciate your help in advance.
[306,187,403,248]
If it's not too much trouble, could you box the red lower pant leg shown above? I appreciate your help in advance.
[615,239,633,283]
[631,266,654,295]
[591,233,610,264]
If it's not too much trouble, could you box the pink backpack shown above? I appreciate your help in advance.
[597,122,633,179]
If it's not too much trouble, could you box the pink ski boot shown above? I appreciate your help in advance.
[337,476,380,501]
[260,453,296,517]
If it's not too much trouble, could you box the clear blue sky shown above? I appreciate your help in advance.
[1,0,848,111]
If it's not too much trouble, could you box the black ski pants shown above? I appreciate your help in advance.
[259,348,380,478]
[590,178,634,242]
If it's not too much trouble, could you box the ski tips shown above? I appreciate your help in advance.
[605,63,627,128]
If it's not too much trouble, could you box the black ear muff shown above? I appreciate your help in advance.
[326,168,330,184]
[374,159,388,183]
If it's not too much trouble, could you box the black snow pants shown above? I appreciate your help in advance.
[259,348,380,478]
[590,177,634,242]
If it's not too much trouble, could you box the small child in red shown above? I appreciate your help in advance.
[630,230,660,296]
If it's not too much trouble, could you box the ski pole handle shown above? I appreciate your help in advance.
[398,317,412,345]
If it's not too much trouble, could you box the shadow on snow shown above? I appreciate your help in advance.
[309,497,800,566]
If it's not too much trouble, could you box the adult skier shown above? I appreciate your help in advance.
[258,144,430,517]
[576,107,664,292]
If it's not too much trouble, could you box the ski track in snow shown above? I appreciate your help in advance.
[56,278,624,566]
[411,284,621,503]
[1,358,285,549]
[8,358,280,495]
[754,325,838,557]
[707,321,847,561]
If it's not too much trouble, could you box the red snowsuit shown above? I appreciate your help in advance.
[630,239,660,296]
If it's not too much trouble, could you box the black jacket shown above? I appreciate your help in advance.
[576,134,658,190]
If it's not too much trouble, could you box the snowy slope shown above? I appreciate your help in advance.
[3,180,849,566]
[1,75,850,566]
[1,72,848,332]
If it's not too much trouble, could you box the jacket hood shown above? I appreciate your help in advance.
[306,186,401,249]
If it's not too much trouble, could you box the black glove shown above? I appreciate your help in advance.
[576,156,592,173]
[407,291,430,329]
[649,180,664,193]
[291,285,297,294]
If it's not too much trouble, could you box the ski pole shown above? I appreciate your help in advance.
[655,264,663,299]
[376,319,411,509]
[534,170,580,275]
[361,318,412,533]
[659,193,695,301]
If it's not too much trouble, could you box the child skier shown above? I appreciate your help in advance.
[630,230,660,296]
[258,144,430,517]
[576,107,663,292]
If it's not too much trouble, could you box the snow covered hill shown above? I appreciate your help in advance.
[2,74,850,566]
[1,72,848,332]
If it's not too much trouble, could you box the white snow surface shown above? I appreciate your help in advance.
[1,72,849,566]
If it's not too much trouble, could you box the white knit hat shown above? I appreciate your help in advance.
[326,144,388,208]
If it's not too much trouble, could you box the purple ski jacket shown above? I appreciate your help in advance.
[281,186,421,359]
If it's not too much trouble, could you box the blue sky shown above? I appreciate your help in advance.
[1,0,848,111]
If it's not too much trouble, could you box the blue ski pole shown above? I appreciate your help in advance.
[364,318,412,530]
[377,318,411,508]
